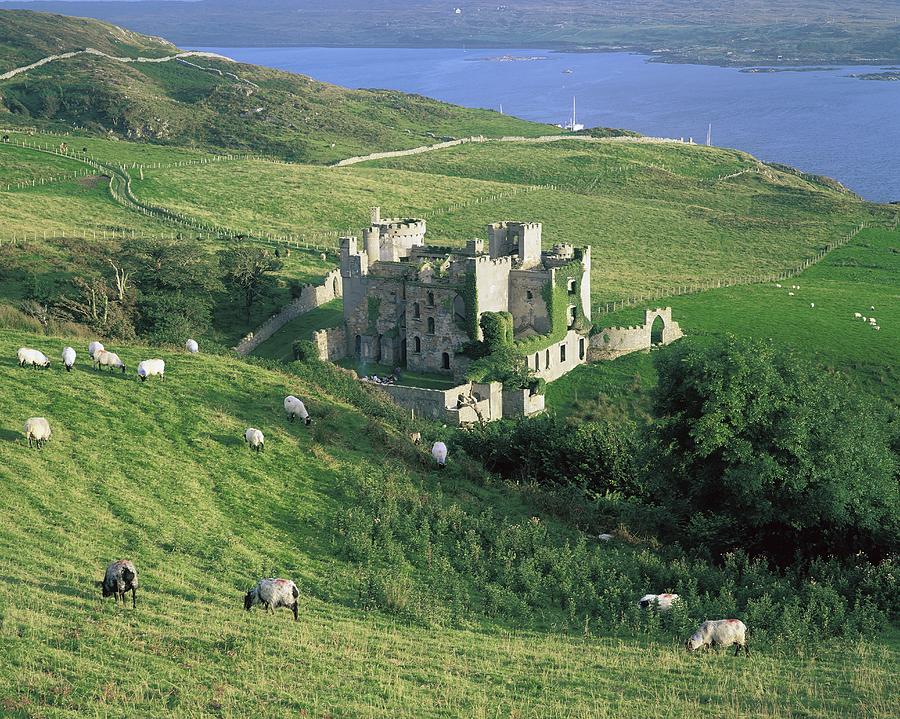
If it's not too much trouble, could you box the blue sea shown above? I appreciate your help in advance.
[193,47,900,202]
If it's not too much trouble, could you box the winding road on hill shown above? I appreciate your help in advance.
[0,47,236,82]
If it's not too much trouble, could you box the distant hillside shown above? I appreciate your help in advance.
[0,10,557,162]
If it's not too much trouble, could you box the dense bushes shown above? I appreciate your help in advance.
[334,463,891,644]
[645,336,899,562]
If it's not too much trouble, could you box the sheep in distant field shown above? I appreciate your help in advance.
[810,303,815,308]
[137,359,165,382]
[409,431,422,445]
[62,347,76,372]
[686,619,749,656]
[97,560,138,608]
[17,348,50,368]
[874,326,880,331]
[185,339,199,354]
[775,283,781,288]
[432,441,448,468]
[870,306,875,311]
[23,417,51,449]
[93,350,125,373]
[868,317,877,325]
[863,316,868,322]
[244,428,265,453]
[244,578,299,620]
[320,253,327,261]
[854,312,862,318]
[284,395,311,425]
[788,292,794,296]
[88,341,105,360]
[639,593,680,610]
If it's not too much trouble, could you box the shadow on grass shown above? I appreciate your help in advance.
[213,434,245,449]
[0,428,20,442]
[0,575,91,601]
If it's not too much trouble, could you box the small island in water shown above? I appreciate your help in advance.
[849,68,900,81]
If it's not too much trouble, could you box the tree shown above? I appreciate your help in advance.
[219,246,282,322]
[123,237,221,296]
[644,336,899,562]
[135,291,212,344]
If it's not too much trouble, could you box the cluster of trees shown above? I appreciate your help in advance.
[462,336,899,565]
[20,238,283,343]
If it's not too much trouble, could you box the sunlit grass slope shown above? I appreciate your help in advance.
[549,226,900,416]
[1,327,898,717]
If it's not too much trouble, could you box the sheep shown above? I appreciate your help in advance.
[185,339,199,354]
[432,441,448,468]
[244,578,299,620]
[410,431,422,445]
[597,533,614,542]
[283,395,311,425]
[62,346,76,372]
[638,593,680,610]
[874,325,880,330]
[809,303,815,308]
[23,417,51,449]
[93,350,126,373]
[244,427,265,453]
[88,341,105,360]
[137,359,165,382]
[17,347,50,368]
[686,619,749,656]
[775,283,782,288]
[854,312,862,318]
[788,292,794,296]
[97,560,138,609]
[868,317,877,325]
[870,306,875,311]
[862,316,868,322]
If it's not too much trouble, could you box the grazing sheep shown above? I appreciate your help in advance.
[809,303,815,308]
[788,292,794,296]
[137,359,165,382]
[97,560,138,609]
[870,306,875,311]
[868,317,877,325]
[863,316,868,322]
[874,326,880,331]
[410,431,422,445]
[686,619,749,656]
[432,441,448,468]
[62,346,76,372]
[17,348,50,368]
[854,312,862,318]
[88,341,105,360]
[94,350,126,373]
[244,578,299,620]
[775,284,782,288]
[244,427,265,453]
[283,395,311,425]
[185,339,199,354]
[638,593,680,610]
[23,417,51,449]
[598,533,614,542]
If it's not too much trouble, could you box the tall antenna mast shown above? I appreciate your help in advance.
[706,123,712,146]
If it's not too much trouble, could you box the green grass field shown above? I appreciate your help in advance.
[548,225,900,416]
[1,326,897,717]
[250,299,344,362]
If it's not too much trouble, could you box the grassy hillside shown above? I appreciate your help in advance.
[131,139,891,302]
[0,11,558,162]
[1,326,897,717]
[548,225,900,417]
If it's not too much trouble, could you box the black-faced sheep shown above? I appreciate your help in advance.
[638,593,680,610]
[137,359,165,382]
[93,350,126,373]
[97,560,138,608]
[244,428,265,453]
[17,347,50,368]
[62,347,76,371]
[686,619,749,656]
[432,441,448,468]
[284,396,311,425]
[88,341,105,360]
[244,578,299,620]
[24,417,51,448]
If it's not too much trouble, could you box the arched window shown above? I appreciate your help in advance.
[452,294,466,321]
[567,305,577,328]
[560,344,567,362]
[579,338,585,360]
[413,302,420,319]
[427,291,435,307]
[442,352,450,370]
[651,315,665,345]
[567,278,577,294]
[413,336,421,353]
[333,277,339,296]
[526,290,534,300]
[355,335,361,355]
[534,352,540,370]
[427,317,435,334]
[545,348,550,367]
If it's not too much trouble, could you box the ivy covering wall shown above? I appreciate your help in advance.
[516,259,591,355]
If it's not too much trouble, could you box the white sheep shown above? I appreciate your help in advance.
[809,303,815,308]
[244,578,299,620]
[244,428,265,453]
[638,593,680,610]
[597,533,614,542]
[23,417,51,449]
[874,325,880,331]
[432,441,448,468]
[185,339,199,354]
[788,292,794,296]
[863,316,868,322]
[870,306,875,311]
[868,317,877,325]
[854,312,862,318]
[284,395,311,425]
[137,359,165,382]
[88,341,105,360]
[409,431,422,445]
[93,350,126,373]
[62,346,76,372]
[775,283,782,288]
[686,619,749,656]
[17,347,50,368]
[97,560,138,608]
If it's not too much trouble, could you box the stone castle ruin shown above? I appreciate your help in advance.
[313,207,680,424]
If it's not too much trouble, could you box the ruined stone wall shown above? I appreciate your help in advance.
[474,255,513,316]
[405,280,469,375]
[525,329,590,383]
[312,325,348,361]
[380,380,539,425]
[508,269,552,336]
[502,388,546,418]
[588,307,684,360]
[234,269,342,356]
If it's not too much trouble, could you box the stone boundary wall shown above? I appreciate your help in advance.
[312,325,348,362]
[234,269,342,356]
[332,134,688,167]
[380,383,474,422]
[589,307,683,360]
